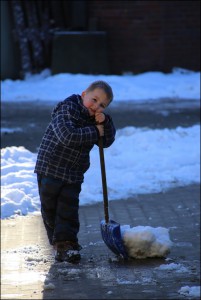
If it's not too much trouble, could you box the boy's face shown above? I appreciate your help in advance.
[81,88,110,116]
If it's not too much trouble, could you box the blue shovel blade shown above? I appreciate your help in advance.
[100,219,128,259]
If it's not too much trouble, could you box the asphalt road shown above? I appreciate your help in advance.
[1,99,200,152]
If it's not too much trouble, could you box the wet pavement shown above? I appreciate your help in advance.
[1,184,200,299]
[1,99,200,299]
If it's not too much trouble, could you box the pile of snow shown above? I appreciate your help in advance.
[1,68,200,103]
[1,125,200,219]
[121,225,172,258]
[178,286,200,298]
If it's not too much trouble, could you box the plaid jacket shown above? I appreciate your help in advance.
[34,94,116,183]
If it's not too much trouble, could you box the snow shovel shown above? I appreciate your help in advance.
[98,136,128,259]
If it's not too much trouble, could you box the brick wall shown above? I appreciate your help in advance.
[87,0,200,74]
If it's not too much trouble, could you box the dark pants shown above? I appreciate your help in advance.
[37,174,81,245]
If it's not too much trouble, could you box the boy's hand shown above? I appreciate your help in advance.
[96,124,104,136]
[95,113,105,124]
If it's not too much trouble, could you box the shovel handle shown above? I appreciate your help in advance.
[98,136,109,223]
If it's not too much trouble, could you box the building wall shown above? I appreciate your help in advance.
[1,0,200,79]
[87,0,200,74]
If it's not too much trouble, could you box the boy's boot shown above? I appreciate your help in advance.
[54,241,82,263]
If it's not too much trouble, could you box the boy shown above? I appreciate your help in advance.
[34,80,116,263]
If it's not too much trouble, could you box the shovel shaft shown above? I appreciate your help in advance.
[98,137,109,223]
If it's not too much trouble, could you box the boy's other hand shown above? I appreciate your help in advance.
[95,113,105,124]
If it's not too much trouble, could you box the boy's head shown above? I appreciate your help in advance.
[81,80,113,116]
[85,81,113,103]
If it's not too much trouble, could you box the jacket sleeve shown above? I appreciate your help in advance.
[51,102,99,147]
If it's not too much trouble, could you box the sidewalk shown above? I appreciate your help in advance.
[1,184,200,299]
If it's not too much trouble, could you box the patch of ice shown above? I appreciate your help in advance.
[156,263,189,273]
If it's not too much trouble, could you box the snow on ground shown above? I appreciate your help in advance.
[1,67,200,103]
[178,286,200,298]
